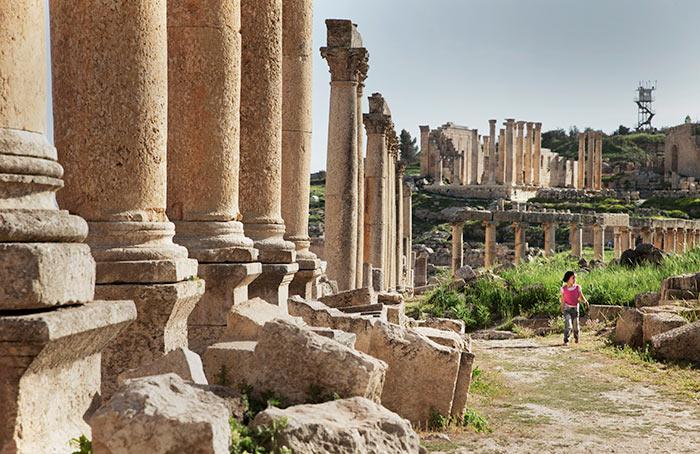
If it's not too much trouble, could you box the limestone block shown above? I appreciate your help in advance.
[90,374,230,454]
[220,297,303,342]
[118,347,207,386]
[0,300,136,454]
[615,307,644,348]
[0,242,95,310]
[310,327,357,348]
[651,320,700,362]
[635,292,661,308]
[414,326,468,350]
[660,272,700,301]
[454,265,477,283]
[248,262,298,309]
[386,304,405,326]
[204,320,387,405]
[251,397,421,454]
[378,292,403,305]
[642,312,687,343]
[95,257,199,285]
[588,304,624,324]
[319,286,376,309]
[450,351,476,418]
[422,317,466,334]
[96,279,205,397]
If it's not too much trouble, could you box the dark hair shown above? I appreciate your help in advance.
[562,270,576,283]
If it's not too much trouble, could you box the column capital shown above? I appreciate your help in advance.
[320,46,369,82]
[534,122,542,130]
[489,119,497,125]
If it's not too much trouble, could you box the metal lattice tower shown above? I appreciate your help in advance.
[634,81,656,130]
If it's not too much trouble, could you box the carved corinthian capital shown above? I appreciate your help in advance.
[320,46,369,83]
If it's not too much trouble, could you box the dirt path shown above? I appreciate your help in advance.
[422,335,700,453]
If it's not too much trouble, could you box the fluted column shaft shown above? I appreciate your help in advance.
[533,122,542,186]
[504,119,515,186]
[395,164,405,289]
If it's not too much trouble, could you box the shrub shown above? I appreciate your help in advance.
[69,435,92,454]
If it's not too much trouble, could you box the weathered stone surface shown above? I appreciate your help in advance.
[91,374,230,454]
[651,320,700,362]
[588,304,624,324]
[310,327,357,348]
[204,319,387,405]
[386,303,405,326]
[454,265,477,283]
[471,330,517,340]
[635,292,661,308]
[415,326,468,350]
[615,307,644,348]
[320,286,376,309]
[220,297,303,342]
[660,272,700,302]
[251,397,421,454]
[0,242,95,310]
[642,312,687,343]
[450,350,476,418]
[118,347,207,386]
[0,301,136,454]
[423,317,466,334]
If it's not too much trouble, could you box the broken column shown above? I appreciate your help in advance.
[363,94,392,291]
[167,0,262,353]
[1,3,136,450]
[240,0,299,305]
[543,222,556,257]
[415,251,428,287]
[513,222,526,264]
[577,132,585,189]
[51,0,204,396]
[282,0,323,298]
[451,223,464,274]
[483,221,497,269]
[321,20,368,290]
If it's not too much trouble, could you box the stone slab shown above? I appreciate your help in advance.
[96,257,199,285]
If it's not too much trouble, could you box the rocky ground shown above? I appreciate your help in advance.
[422,334,700,453]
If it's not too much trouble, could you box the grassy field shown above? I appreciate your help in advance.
[409,248,700,331]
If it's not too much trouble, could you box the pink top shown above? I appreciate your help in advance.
[561,284,581,307]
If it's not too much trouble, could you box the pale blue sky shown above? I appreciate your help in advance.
[310,0,700,170]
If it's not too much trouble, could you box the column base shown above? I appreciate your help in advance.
[95,279,205,397]
[289,258,322,299]
[248,263,299,311]
[0,300,135,454]
[187,262,262,355]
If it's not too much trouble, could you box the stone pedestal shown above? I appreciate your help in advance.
[543,222,556,257]
[593,224,605,261]
[289,261,323,299]
[451,223,464,274]
[415,252,428,287]
[570,223,583,258]
[249,263,299,311]
[484,221,497,269]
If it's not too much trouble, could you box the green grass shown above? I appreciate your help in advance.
[641,197,700,219]
[411,248,700,331]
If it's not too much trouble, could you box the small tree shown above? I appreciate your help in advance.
[615,124,630,135]
[399,129,419,164]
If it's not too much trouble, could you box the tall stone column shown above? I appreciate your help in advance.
[403,181,413,288]
[415,251,428,287]
[524,122,534,185]
[320,20,368,290]
[570,223,583,257]
[451,223,464,274]
[663,228,674,253]
[653,227,664,249]
[489,119,498,184]
[619,227,630,252]
[515,121,525,185]
[595,131,604,190]
[613,228,623,259]
[52,0,203,396]
[677,228,687,254]
[543,222,556,257]
[281,0,323,299]
[1,2,135,450]
[167,0,262,353]
[419,125,430,176]
[688,229,696,250]
[482,136,491,183]
[483,221,497,269]
[355,74,367,289]
[533,122,542,186]
[586,131,595,190]
[593,224,605,261]
[363,94,391,291]
[577,132,585,189]
[497,128,506,185]
[470,130,480,185]
[513,223,525,264]
[504,119,515,186]
[395,162,405,290]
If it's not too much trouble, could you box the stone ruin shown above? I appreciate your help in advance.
[418,120,605,200]
[0,3,469,453]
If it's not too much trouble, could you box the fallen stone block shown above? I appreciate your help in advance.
[386,303,406,326]
[588,304,624,324]
[415,326,468,350]
[422,317,465,334]
[251,397,422,454]
[204,320,387,405]
[660,273,700,302]
[454,265,477,283]
[651,320,700,362]
[642,312,687,343]
[118,347,207,386]
[221,297,302,342]
[615,307,644,348]
[635,292,660,308]
[91,373,230,454]
[320,287,376,309]
[378,292,403,305]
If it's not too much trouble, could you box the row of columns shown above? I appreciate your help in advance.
[577,131,603,190]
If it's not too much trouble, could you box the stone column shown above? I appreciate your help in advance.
[481,136,491,183]
[451,223,464,274]
[641,227,653,245]
[524,122,534,185]
[543,222,556,257]
[677,229,687,254]
[533,122,542,186]
[52,0,204,396]
[593,224,605,261]
[320,20,368,290]
[281,0,323,299]
[415,251,428,287]
[613,228,623,259]
[489,119,498,184]
[1,2,135,450]
[420,125,430,176]
[167,0,262,353]
[355,73,368,289]
[395,162,405,290]
[688,229,697,250]
[470,129,480,185]
[663,228,674,253]
[363,94,391,291]
[570,223,583,257]
[619,227,630,252]
[515,121,525,185]
[387,141,398,290]
[577,132,585,189]
[483,221,497,269]
[595,131,604,190]
[504,119,515,186]
[437,156,444,185]
[653,227,664,250]
[403,181,413,288]
[497,128,506,185]
[513,223,526,264]
[586,131,595,190]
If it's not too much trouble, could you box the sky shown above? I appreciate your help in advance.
[310,0,700,171]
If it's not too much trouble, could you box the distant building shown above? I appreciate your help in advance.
[664,122,700,189]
